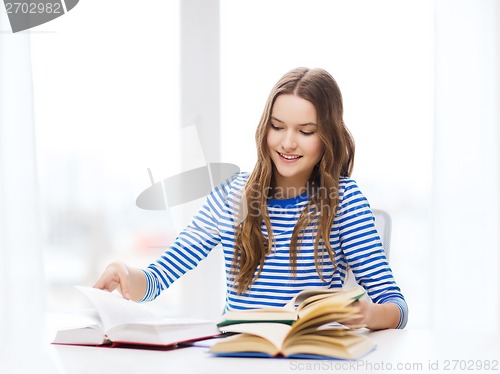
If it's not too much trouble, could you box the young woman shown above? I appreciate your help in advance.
[94,67,408,330]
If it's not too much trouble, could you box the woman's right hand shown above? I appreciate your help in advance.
[93,261,133,300]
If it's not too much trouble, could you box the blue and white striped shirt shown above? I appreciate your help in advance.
[141,173,408,329]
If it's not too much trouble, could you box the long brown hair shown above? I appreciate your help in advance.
[232,67,355,294]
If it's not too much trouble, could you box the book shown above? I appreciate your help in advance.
[52,286,220,348]
[217,286,365,327]
[210,287,375,359]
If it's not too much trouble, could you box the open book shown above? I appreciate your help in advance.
[210,287,374,359]
[217,286,365,327]
[52,286,220,348]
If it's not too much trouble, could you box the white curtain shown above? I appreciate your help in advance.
[432,0,500,333]
[0,10,58,374]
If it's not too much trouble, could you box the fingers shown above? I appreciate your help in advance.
[92,273,113,292]
[92,261,131,300]
[342,300,366,327]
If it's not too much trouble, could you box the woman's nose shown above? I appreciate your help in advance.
[281,131,297,150]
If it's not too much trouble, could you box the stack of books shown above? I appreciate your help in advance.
[210,286,375,359]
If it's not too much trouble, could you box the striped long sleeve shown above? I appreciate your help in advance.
[140,173,408,329]
[337,180,408,329]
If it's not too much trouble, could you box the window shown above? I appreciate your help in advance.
[31,0,182,313]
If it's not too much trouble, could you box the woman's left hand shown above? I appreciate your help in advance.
[344,297,373,328]
[344,297,401,330]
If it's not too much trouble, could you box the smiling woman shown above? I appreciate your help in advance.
[220,0,435,329]
[94,67,408,331]
[267,94,324,197]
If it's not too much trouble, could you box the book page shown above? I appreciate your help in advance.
[285,289,336,309]
[221,322,291,350]
[50,309,105,345]
[76,286,163,331]
[284,286,365,310]
[292,286,365,311]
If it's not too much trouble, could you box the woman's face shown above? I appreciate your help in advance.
[266,94,324,196]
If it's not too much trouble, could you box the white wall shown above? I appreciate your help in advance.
[432,0,499,332]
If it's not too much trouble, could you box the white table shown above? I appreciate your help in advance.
[45,329,500,374]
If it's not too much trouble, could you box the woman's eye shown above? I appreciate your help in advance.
[300,131,315,136]
[270,124,283,130]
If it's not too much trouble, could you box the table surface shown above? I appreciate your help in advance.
[46,327,500,374]
[6,314,499,374]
